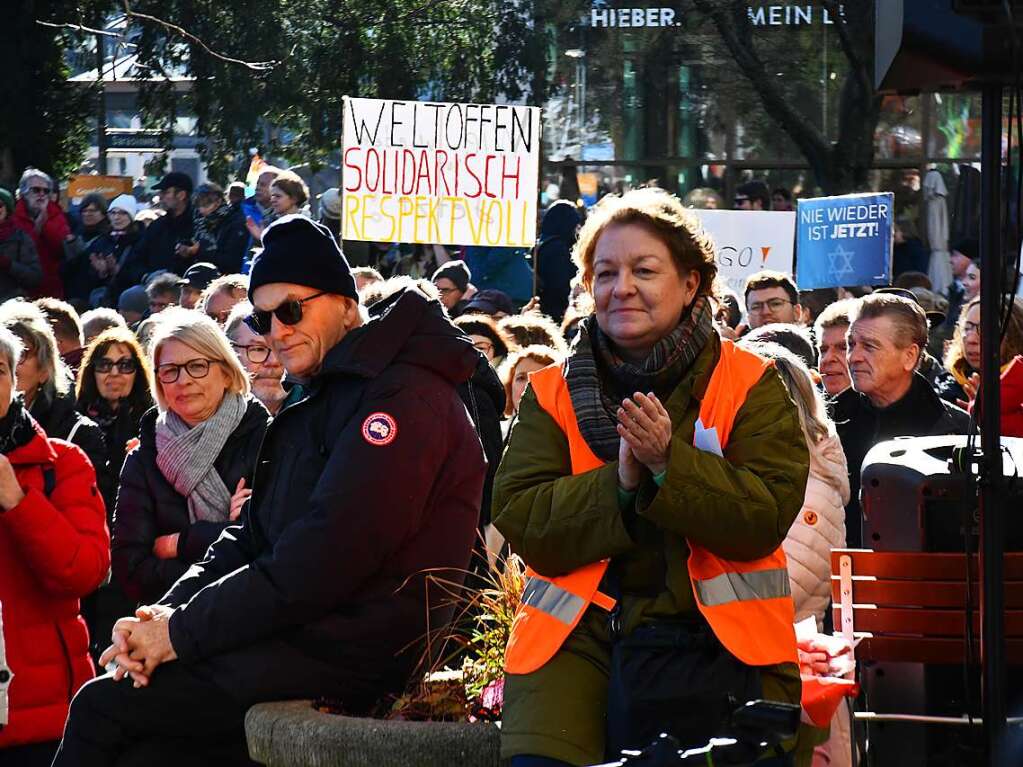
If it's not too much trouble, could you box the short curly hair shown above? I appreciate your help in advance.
[572,188,717,296]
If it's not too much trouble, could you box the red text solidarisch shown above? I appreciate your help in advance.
[343,148,523,200]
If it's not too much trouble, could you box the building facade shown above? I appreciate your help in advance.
[538,0,983,225]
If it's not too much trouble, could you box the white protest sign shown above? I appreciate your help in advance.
[690,209,796,297]
[341,97,542,247]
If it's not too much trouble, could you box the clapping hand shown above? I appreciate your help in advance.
[617,432,643,491]
[617,392,672,476]
[0,454,25,511]
[246,216,264,242]
[229,478,252,521]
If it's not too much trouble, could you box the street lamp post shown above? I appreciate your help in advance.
[566,48,586,153]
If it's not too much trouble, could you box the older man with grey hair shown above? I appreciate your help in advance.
[12,168,72,299]
[833,293,970,548]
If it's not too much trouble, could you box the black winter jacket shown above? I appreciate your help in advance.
[111,398,269,604]
[76,397,152,661]
[29,383,109,499]
[125,205,196,278]
[834,373,970,547]
[0,227,42,302]
[197,203,249,274]
[63,225,115,306]
[536,201,581,322]
[160,287,486,710]
[107,224,145,305]
[457,355,505,529]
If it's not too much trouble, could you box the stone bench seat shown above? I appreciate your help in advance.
[245,700,503,767]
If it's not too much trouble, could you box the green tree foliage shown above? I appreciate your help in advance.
[691,0,881,194]
[0,1,106,188]
[126,0,532,181]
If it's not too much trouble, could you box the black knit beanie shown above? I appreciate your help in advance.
[249,214,358,300]
[432,260,471,293]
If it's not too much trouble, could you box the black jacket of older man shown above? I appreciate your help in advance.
[834,373,970,548]
[152,286,485,712]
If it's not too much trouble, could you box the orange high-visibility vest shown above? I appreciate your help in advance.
[504,339,799,675]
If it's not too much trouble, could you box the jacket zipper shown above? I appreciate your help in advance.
[55,623,75,701]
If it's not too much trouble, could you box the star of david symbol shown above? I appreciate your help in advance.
[826,243,855,280]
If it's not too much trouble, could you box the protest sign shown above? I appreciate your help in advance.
[67,175,133,201]
[796,192,894,289]
[341,98,542,247]
[691,209,796,297]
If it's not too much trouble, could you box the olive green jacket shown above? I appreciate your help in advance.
[493,333,811,624]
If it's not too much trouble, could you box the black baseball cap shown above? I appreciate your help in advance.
[182,262,221,291]
[153,172,194,195]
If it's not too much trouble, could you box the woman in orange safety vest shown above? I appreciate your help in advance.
[492,188,810,767]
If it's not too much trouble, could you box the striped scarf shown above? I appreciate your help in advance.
[565,295,713,462]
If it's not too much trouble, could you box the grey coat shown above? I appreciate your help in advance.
[0,228,42,302]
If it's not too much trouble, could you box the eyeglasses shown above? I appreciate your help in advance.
[961,320,981,335]
[231,343,272,364]
[28,186,51,195]
[472,340,494,354]
[245,291,328,335]
[95,357,138,375]
[156,358,215,384]
[748,298,793,315]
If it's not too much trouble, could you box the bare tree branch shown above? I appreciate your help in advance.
[36,20,121,37]
[693,0,832,172]
[821,0,872,98]
[121,1,277,72]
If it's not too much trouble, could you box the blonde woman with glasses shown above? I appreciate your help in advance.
[111,308,269,606]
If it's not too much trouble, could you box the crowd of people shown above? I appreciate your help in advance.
[0,164,1019,767]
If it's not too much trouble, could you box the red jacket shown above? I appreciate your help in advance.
[12,198,70,299]
[0,424,108,749]
[1001,356,1023,437]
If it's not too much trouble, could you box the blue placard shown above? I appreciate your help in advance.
[795,192,894,289]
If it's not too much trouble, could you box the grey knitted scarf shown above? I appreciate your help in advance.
[566,295,714,462]
[155,392,247,523]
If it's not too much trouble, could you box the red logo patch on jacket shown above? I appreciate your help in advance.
[361,413,397,446]
[803,510,818,526]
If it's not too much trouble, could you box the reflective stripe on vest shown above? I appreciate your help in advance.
[504,338,799,675]
[694,568,792,607]
[521,576,586,625]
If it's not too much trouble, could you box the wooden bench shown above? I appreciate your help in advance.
[830,548,1023,665]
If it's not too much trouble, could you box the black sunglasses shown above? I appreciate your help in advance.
[95,357,138,375]
[245,291,328,335]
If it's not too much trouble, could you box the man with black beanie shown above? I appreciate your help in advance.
[54,215,487,765]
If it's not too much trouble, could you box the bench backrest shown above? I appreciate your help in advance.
[830,548,1023,664]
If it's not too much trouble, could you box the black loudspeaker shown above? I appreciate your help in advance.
[860,435,1023,552]
[857,436,1023,766]
[875,0,1021,92]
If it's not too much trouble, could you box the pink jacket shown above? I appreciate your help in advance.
[784,433,850,628]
